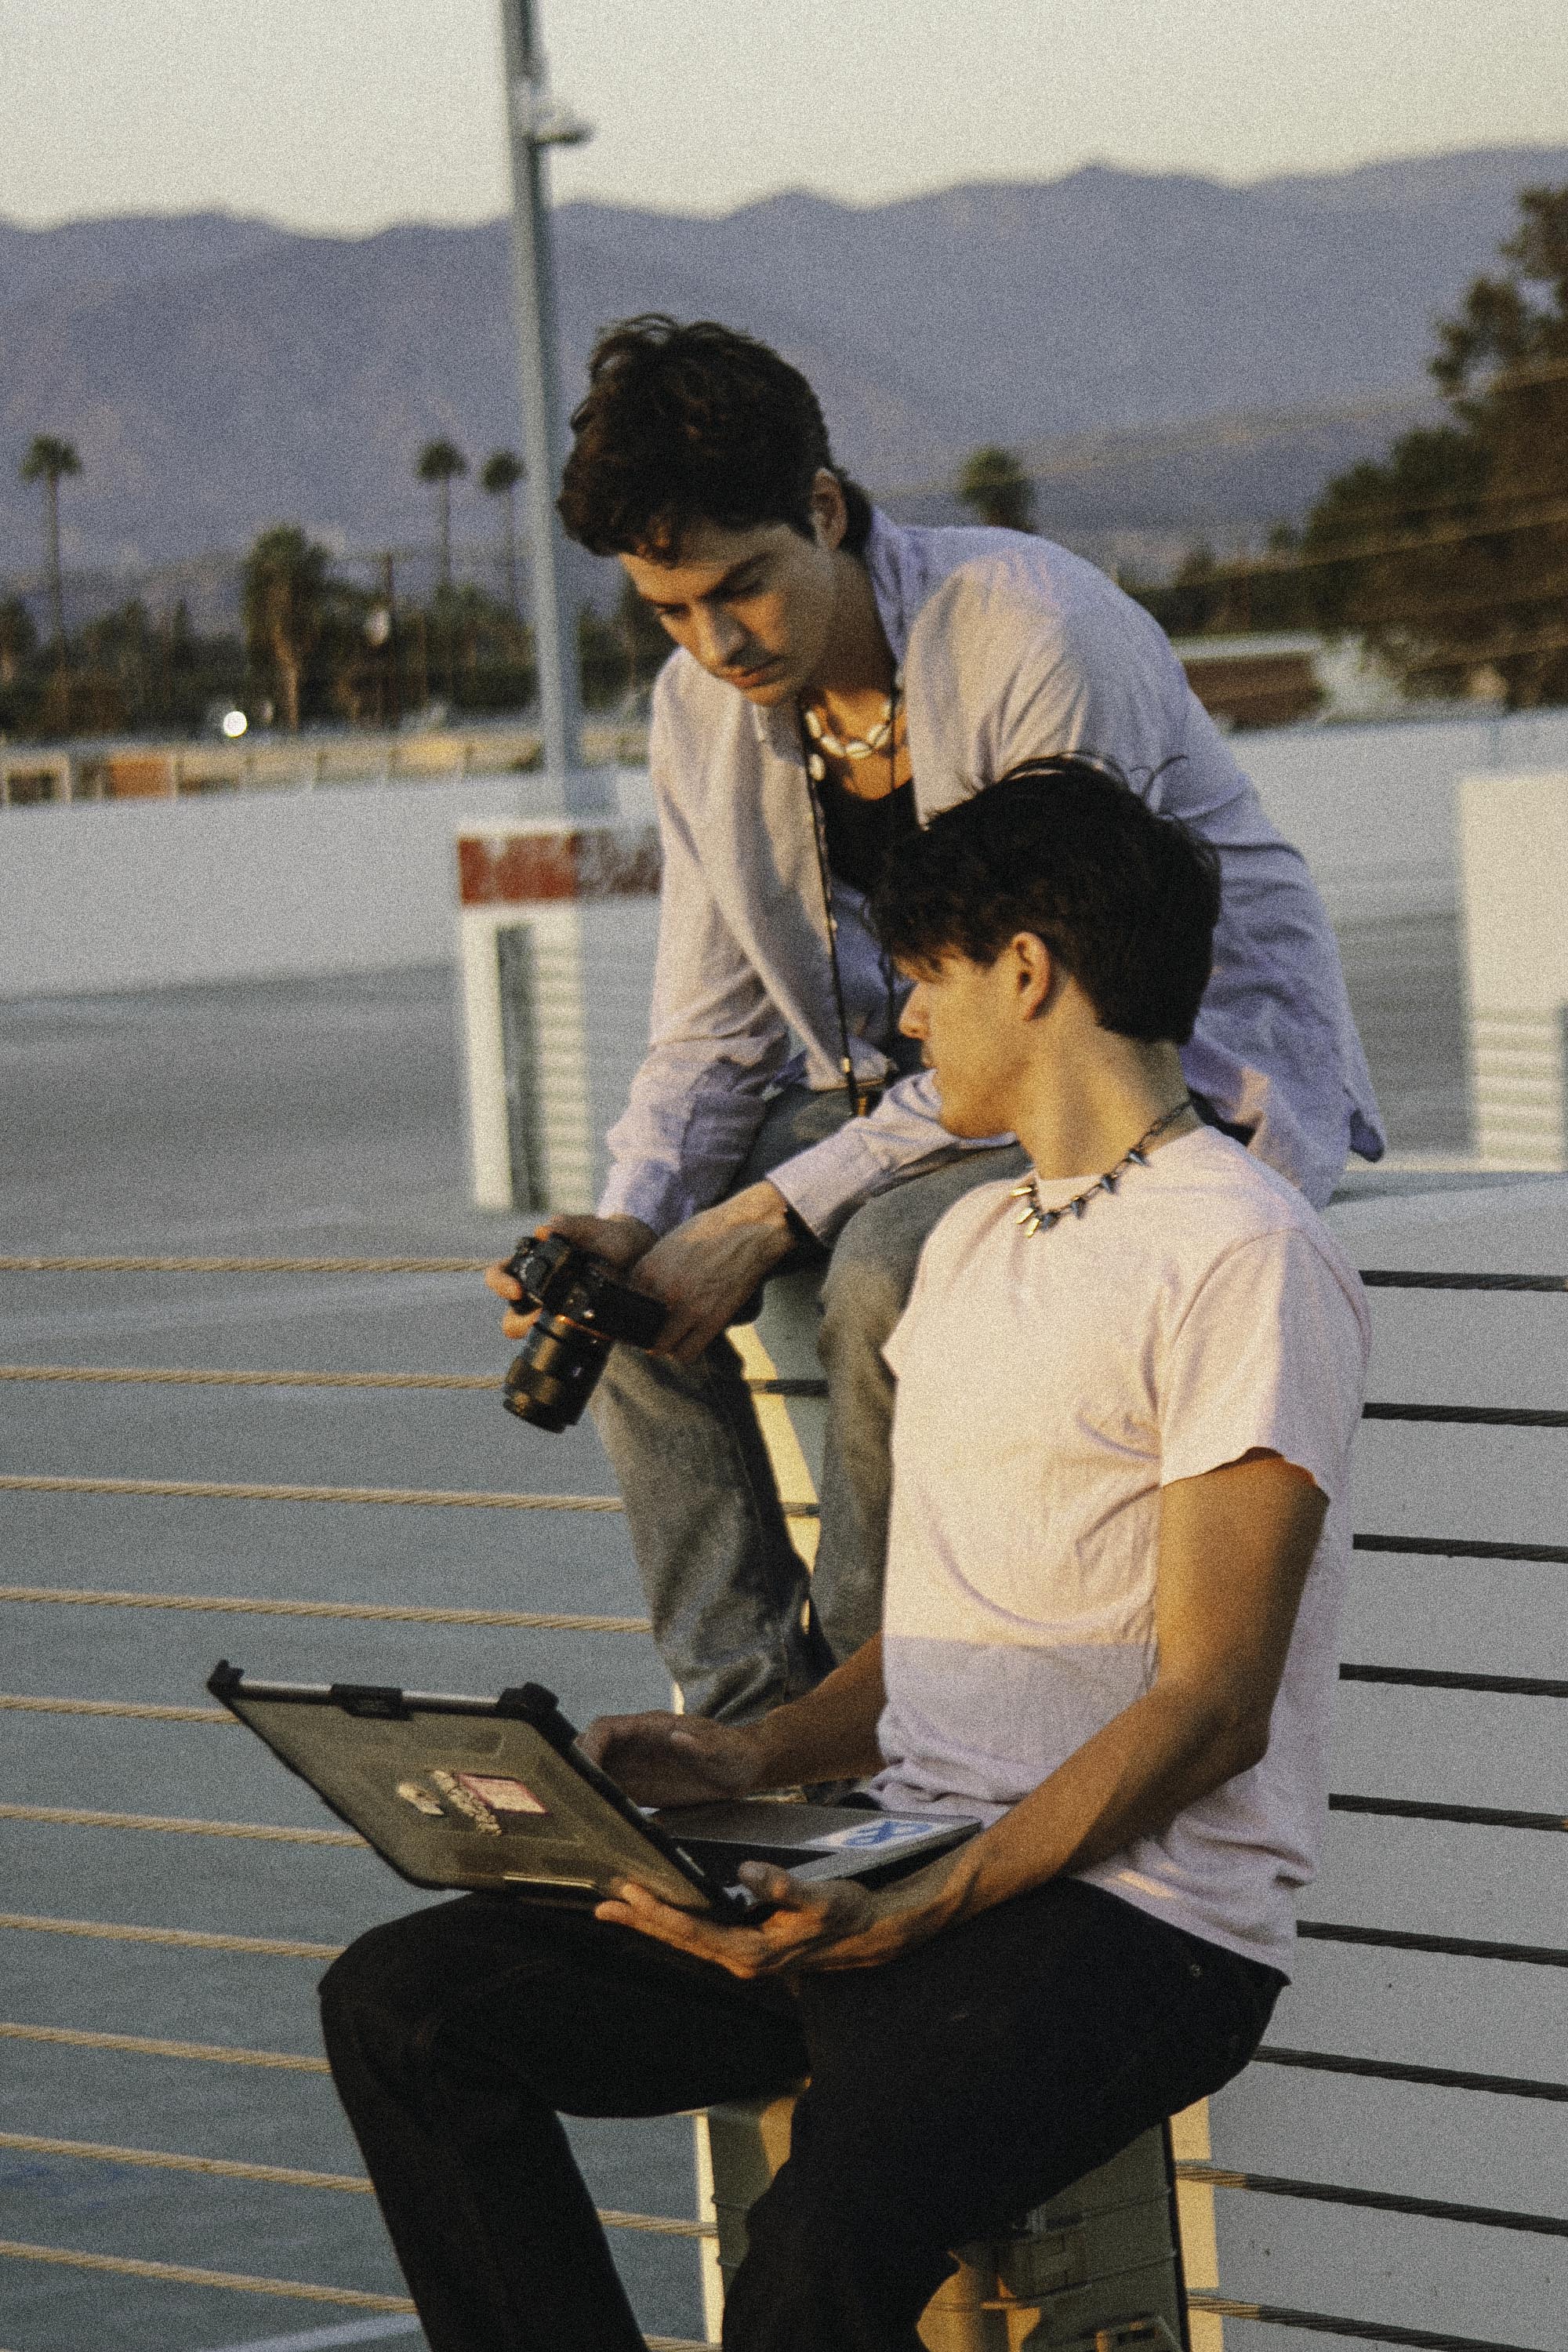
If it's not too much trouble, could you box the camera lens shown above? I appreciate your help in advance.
[502,1312,613,1432]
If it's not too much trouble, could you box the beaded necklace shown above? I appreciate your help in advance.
[1011,1098,1196,1236]
[801,671,902,779]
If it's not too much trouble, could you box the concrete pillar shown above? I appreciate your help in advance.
[1459,771,1568,1170]
[456,818,662,1211]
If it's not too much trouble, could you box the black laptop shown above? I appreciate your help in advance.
[209,1664,977,1925]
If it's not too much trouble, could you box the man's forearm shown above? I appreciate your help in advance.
[746,1635,887,1790]
[884,1678,1269,1937]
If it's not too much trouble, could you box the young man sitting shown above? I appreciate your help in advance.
[324,762,1370,2352]
[491,314,1382,1723]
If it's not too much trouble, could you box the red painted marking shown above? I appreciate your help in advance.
[457,828,661,907]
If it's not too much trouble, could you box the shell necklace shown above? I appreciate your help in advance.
[801,671,902,781]
[1011,1098,1195,1236]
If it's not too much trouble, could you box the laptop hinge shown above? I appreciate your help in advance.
[329,1681,410,1719]
[495,1683,575,1747]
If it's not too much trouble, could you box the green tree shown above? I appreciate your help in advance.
[480,449,524,615]
[1298,183,1568,706]
[20,434,82,647]
[241,527,331,731]
[956,445,1035,533]
[0,595,38,688]
[416,437,469,594]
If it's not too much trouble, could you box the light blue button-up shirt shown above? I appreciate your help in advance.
[598,513,1384,1237]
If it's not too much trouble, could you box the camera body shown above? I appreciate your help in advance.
[501,1233,666,1432]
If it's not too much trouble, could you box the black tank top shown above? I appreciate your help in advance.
[818,771,917,897]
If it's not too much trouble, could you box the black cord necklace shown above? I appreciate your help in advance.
[1011,1098,1196,1236]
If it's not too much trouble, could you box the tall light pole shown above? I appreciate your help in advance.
[497,0,594,810]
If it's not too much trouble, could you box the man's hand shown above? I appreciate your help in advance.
[577,1709,766,1809]
[485,1214,655,1340]
[596,1851,971,1979]
[630,1182,797,1363]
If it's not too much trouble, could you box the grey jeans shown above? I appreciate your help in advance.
[590,1087,1027,1719]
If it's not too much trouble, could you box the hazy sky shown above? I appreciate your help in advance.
[3,0,1566,231]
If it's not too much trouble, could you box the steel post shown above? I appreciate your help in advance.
[496,0,594,810]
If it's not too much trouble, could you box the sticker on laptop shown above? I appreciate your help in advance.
[396,1778,446,1819]
[394,1770,549,1835]
[455,1772,549,1817]
[812,1817,943,1851]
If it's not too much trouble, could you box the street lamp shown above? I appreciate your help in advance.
[497,0,597,812]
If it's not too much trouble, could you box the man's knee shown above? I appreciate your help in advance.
[818,1199,919,1353]
[319,1911,430,2062]
[319,1899,506,2079]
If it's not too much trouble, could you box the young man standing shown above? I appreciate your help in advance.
[491,314,1382,1719]
[334,765,1370,2352]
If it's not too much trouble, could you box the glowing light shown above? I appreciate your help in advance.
[220,709,249,739]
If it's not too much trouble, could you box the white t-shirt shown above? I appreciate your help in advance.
[872,1126,1370,1976]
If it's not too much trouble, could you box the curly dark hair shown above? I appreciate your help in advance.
[872,759,1221,1046]
[557,315,872,559]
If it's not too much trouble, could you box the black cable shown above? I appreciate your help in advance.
[1328,1795,1566,1833]
[1255,2045,1567,2101]
[1339,1663,1568,1697]
[1185,2292,1549,2352]
[1354,1535,1568,1565]
[1297,1922,1568,1968]
[1178,2163,1568,2240]
[1358,1271,1568,1292]
[1363,1403,1568,1426]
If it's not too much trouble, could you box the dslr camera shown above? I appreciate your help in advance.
[500,1233,666,1432]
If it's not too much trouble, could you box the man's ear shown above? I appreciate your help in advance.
[810,470,848,551]
[1012,931,1056,1020]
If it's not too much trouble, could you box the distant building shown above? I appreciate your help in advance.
[1171,632,1420,732]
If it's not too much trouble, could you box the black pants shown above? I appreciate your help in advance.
[320,1877,1281,2352]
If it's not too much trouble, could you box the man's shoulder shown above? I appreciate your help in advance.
[892,521,1156,640]
[1152,1135,1367,1319]
[890,522,1179,708]
[909,1173,1025,1283]
[927,1137,1361,1309]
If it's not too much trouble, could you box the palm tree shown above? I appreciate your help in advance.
[956,445,1035,534]
[20,434,82,646]
[480,449,525,615]
[416,438,469,594]
[241,526,330,731]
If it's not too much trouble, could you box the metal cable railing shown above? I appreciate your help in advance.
[2,1255,1564,2349]
[1183,2293,1548,2352]
[0,2130,715,2239]
[0,1583,654,1631]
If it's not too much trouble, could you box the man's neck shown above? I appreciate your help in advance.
[1011,1040,1196,1182]
[804,553,896,730]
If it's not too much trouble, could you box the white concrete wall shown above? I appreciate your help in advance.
[7,710,1568,998]
[1236,706,1568,924]
[1458,769,1568,1169]
[0,767,647,1000]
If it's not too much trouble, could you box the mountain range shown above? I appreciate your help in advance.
[2,143,1566,601]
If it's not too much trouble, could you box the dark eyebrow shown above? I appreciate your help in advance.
[643,555,767,610]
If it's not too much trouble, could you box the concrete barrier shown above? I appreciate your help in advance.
[0,767,647,1000]
[1460,769,1568,1171]
[456,818,662,1211]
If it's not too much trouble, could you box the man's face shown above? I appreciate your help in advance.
[619,506,840,708]
[898,948,1031,1138]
